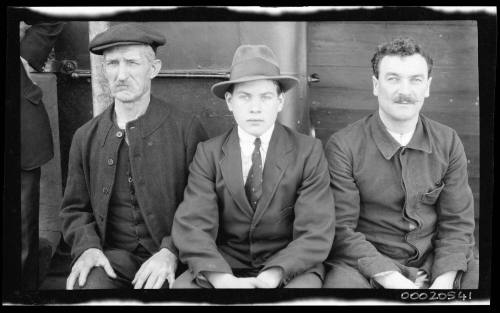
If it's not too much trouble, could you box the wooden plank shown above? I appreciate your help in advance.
[309,87,480,113]
[307,21,478,69]
[307,65,479,93]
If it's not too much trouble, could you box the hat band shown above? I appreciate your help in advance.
[230,58,280,81]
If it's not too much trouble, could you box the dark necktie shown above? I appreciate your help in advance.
[245,137,263,210]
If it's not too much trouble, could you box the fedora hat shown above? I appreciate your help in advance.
[211,45,299,99]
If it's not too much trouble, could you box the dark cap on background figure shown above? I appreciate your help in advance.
[211,44,299,99]
[89,23,166,55]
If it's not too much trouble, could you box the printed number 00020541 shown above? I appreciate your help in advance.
[400,291,472,301]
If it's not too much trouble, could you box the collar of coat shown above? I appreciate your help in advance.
[371,111,433,160]
[97,95,171,147]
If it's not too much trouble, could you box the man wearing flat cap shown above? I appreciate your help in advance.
[172,45,335,288]
[60,23,208,289]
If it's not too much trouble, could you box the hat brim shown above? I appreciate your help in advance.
[90,41,155,55]
[211,75,299,99]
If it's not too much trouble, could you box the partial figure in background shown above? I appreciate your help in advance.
[172,45,335,288]
[323,37,478,289]
[20,21,65,290]
[60,23,208,289]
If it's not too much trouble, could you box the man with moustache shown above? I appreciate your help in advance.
[323,37,478,289]
[172,45,334,288]
[60,23,208,289]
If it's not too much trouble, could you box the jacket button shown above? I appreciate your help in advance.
[116,131,123,138]
[102,187,109,194]
[107,158,114,166]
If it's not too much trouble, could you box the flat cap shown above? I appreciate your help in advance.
[89,23,166,55]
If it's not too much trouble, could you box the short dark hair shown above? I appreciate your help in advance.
[226,80,283,95]
[371,37,433,78]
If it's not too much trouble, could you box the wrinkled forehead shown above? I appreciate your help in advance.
[103,44,152,60]
[379,54,430,77]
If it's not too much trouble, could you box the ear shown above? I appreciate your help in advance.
[372,75,379,97]
[277,92,284,112]
[225,91,233,112]
[150,59,162,79]
[424,77,432,98]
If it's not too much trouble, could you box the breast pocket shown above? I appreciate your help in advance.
[419,182,445,205]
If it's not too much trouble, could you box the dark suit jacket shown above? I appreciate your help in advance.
[60,97,208,262]
[20,22,65,170]
[172,123,335,284]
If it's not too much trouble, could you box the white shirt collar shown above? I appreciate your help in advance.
[386,126,416,147]
[237,124,275,146]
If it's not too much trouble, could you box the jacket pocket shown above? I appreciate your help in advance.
[419,182,445,205]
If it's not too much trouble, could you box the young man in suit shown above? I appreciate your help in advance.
[172,45,335,288]
[60,23,208,289]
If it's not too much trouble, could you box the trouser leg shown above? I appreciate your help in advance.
[172,269,203,289]
[455,258,479,289]
[20,168,41,290]
[323,261,372,288]
[285,272,323,288]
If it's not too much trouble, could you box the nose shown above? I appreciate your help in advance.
[116,61,129,81]
[398,79,411,95]
[249,98,263,113]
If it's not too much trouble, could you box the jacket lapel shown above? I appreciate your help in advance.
[220,127,255,217]
[253,124,292,222]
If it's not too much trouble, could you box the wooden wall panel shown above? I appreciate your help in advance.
[308,65,479,92]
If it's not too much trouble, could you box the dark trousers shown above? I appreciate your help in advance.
[323,258,479,289]
[72,245,169,289]
[21,168,41,290]
[173,269,323,289]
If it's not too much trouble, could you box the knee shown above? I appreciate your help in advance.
[72,267,120,289]
[323,262,372,288]
[172,270,200,289]
[458,258,479,289]
[285,273,323,288]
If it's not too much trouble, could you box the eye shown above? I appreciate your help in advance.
[238,94,250,100]
[412,77,424,83]
[387,76,398,82]
[105,60,118,66]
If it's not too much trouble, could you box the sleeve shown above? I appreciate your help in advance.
[171,142,232,277]
[262,139,336,283]
[159,115,209,255]
[59,129,102,263]
[325,133,400,279]
[20,22,65,72]
[431,131,476,280]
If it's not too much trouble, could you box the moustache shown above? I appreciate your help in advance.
[393,94,416,104]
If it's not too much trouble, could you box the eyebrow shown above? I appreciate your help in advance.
[384,72,425,78]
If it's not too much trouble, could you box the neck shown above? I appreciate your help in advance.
[378,109,418,134]
[114,95,150,129]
